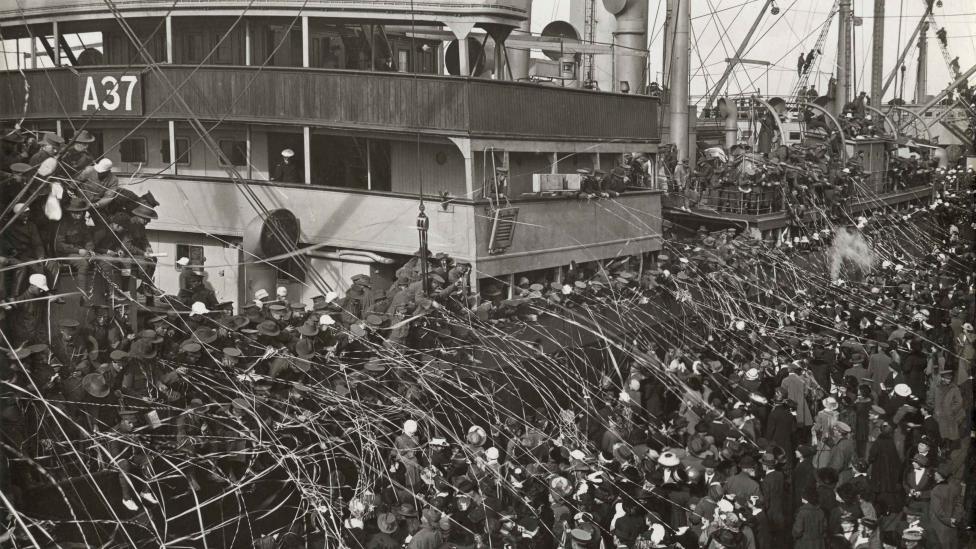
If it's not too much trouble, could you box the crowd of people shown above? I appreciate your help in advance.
[0,125,974,549]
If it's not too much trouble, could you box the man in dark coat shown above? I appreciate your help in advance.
[760,452,790,547]
[766,388,797,461]
[793,485,827,549]
[792,445,817,512]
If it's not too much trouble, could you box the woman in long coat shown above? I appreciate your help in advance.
[867,423,902,514]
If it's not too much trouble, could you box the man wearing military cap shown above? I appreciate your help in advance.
[344,273,374,321]
[55,197,95,301]
[52,318,98,373]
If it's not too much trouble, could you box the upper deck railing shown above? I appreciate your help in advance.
[0,0,529,24]
[0,65,660,142]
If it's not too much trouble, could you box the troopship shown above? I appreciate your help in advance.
[0,0,665,311]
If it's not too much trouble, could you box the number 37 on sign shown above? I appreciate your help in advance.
[79,74,142,115]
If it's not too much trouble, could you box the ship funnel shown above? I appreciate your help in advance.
[717,97,739,150]
[605,0,648,94]
[242,209,302,301]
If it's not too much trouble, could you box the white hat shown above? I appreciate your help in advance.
[254,289,270,301]
[325,291,338,303]
[281,149,295,158]
[894,383,911,397]
[29,273,48,291]
[963,322,974,332]
[177,257,190,267]
[485,447,500,461]
[12,203,29,215]
[319,315,336,326]
[745,368,759,381]
[93,158,113,174]
[276,286,288,298]
[403,419,418,435]
[562,284,572,295]
[190,301,210,316]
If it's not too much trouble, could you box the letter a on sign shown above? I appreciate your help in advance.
[82,77,99,111]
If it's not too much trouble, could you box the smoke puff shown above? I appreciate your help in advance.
[829,227,876,280]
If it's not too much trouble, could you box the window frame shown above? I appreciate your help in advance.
[119,136,147,164]
[161,137,191,166]
[218,139,248,167]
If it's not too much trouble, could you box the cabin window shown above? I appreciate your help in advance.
[175,244,205,271]
[119,137,147,163]
[789,131,802,141]
[161,138,191,165]
[219,140,248,166]
[397,49,410,73]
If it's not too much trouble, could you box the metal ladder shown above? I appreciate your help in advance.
[789,0,840,102]
[925,11,960,81]
[582,0,597,84]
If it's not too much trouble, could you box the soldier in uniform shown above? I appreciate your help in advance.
[1,128,27,173]
[54,197,95,299]
[28,132,63,167]
[61,129,96,177]
[0,201,46,301]
[51,318,98,374]
[178,268,219,311]
[271,148,301,183]
[74,158,119,212]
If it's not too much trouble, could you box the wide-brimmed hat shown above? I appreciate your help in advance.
[257,320,281,337]
[128,339,157,359]
[193,327,218,345]
[73,130,96,143]
[131,205,158,220]
[822,396,839,411]
[894,383,912,397]
[82,373,110,398]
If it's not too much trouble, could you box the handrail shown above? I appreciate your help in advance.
[119,172,663,207]
[886,106,933,141]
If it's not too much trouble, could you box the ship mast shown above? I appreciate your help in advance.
[869,0,884,103]
[670,0,690,162]
[915,22,929,102]
[834,0,852,114]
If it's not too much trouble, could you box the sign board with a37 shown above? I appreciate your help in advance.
[79,73,142,115]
